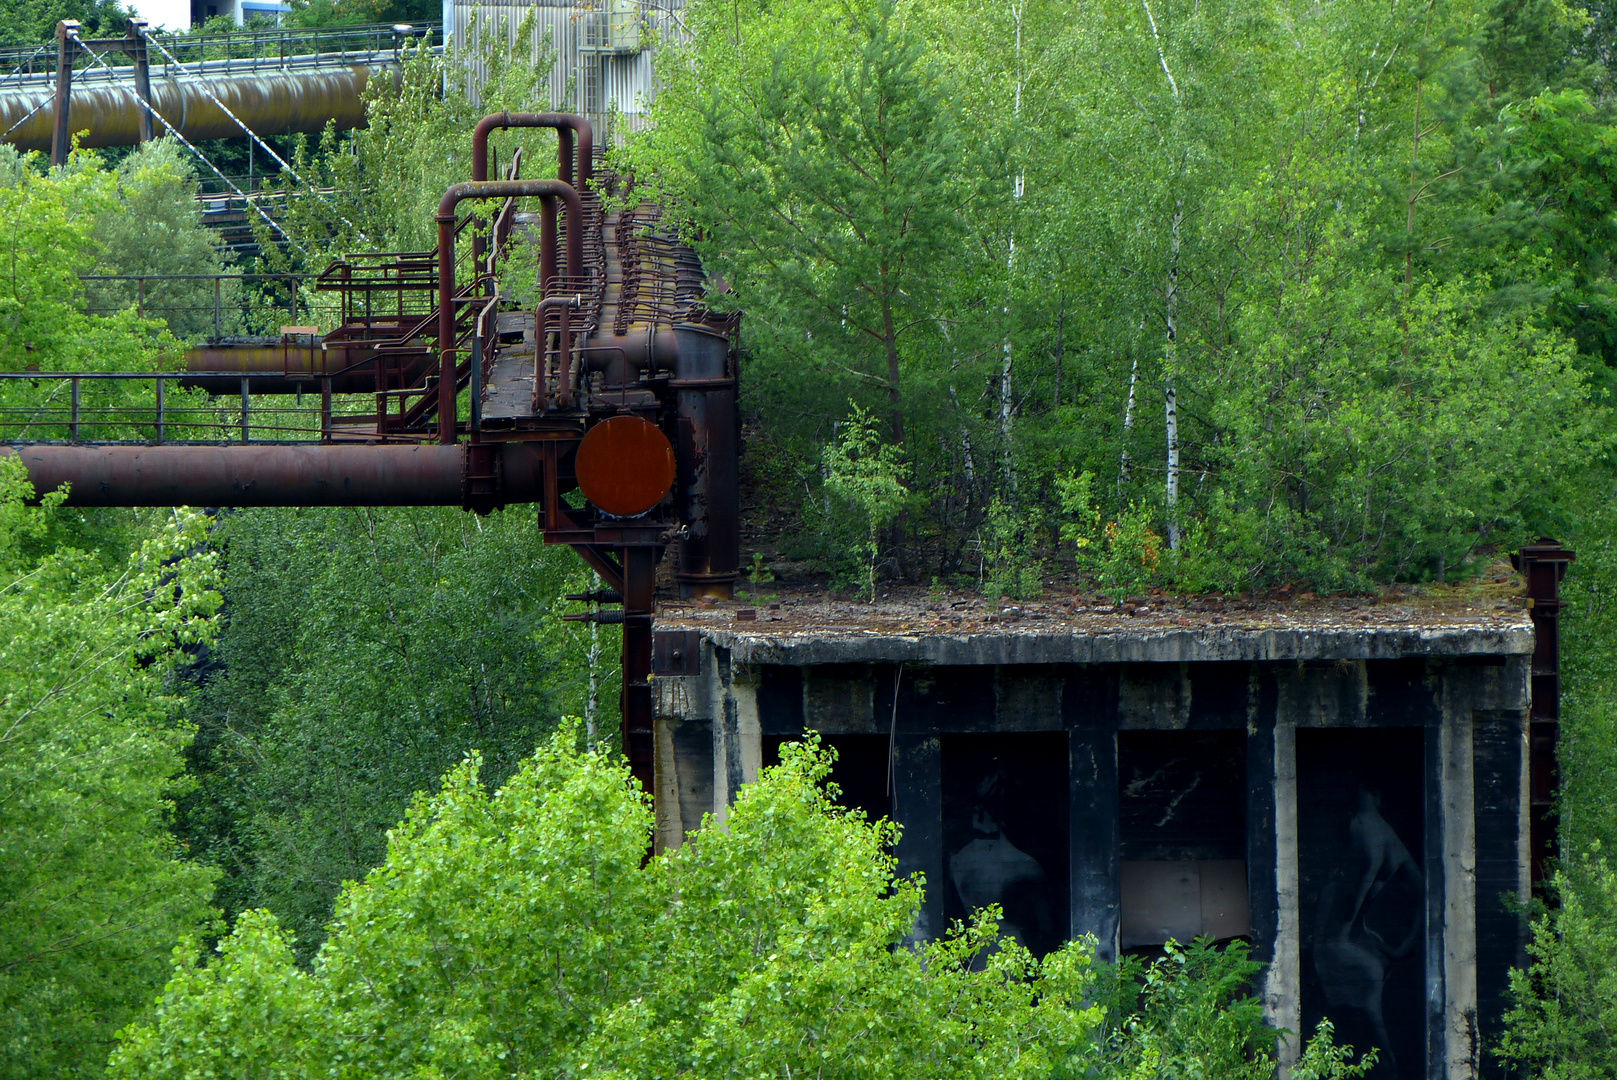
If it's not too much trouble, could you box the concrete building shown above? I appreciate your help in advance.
[651,587,1545,1080]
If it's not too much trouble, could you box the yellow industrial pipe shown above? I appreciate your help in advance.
[0,63,387,151]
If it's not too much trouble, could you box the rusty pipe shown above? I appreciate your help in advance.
[1,442,546,507]
[436,180,582,439]
[4,64,384,151]
[672,325,739,598]
[471,111,593,189]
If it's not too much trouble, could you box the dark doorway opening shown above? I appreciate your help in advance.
[941,733,1069,958]
[1298,728,1426,1080]
[1117,731,1249,954]
[766,734,892,824]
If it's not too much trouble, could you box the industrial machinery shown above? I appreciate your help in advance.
[0,111,741,797]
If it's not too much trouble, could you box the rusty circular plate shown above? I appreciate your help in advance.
[575,415,676,518]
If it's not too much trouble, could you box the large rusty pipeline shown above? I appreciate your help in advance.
[436,179,582,437]
[471,111,593,189]
[3,63,383,151]
[178,340,433,396]
[670,325,739,597]
[1,442,544,507]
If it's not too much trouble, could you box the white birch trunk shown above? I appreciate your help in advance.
[999,0,1025,493]
[1164,198,1182,549]
[1119,355,1140,489]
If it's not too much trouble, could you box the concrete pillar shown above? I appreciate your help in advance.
[1268,713,1302,1067]
[1439,675,1478,1080]
[1066,668,1119,959]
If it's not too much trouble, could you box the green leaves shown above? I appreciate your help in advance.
[824,403,912,598]
[178,506,593,962]
[0,458,222,1080]
[632,0,976,447]
[1499,856,1617,1080]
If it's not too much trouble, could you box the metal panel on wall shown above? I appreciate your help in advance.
[445,0,685,134]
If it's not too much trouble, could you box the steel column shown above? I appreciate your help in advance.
[620,544,659,795]
[50,21,79,168]
[127,20,152,143]
[1515,538,1576,886]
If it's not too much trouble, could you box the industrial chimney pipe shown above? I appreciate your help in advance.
[435,179,582,441]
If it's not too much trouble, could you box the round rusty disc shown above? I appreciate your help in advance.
[575,415,676,518]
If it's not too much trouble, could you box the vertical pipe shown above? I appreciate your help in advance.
[50,21,78,168]
[128,21,153,143]
[620,544,658,796]
[240,376,250,442]
[321,376,332,441]
[70,377,80,442]
[471,305,483,435]
[673,327,739,598]
[436,213,456,444]
[1514,539,1576,887]
[155,377,165,443]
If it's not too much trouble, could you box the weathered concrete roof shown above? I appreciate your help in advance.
[654,585,1535,666]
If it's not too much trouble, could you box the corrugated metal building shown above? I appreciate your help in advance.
[440,0,686,138]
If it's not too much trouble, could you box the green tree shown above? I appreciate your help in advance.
[83,139,242,342]
[1499,856,1617,1080]
[113,736,1377,1080]
[630,0,976,450]
[0,457,221,1080]
[823,403,911,598]
[177,505,604,961]
[0,0,128,45]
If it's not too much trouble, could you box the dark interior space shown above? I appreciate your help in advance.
[941,732,1070,957]
[1298,728,1426,1080]
[766,734,893,823]
[1117,731,1249,951]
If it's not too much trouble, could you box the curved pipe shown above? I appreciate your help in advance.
[471,111,593,189]
[436,179,582,437]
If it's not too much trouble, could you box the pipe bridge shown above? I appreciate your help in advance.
[1,112,741,801]
[0,20,437,155]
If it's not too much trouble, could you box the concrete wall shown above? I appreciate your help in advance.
[653,639,1532,1080]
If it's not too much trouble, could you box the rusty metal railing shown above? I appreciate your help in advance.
[80,272,315,339]
[0,371,334,443]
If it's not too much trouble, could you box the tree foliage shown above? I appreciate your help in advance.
[177,506,609,962]
[0,458,221,1080]
[113,738,1372,1080]
[629,0,1617,593]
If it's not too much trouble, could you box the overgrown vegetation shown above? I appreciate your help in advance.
[626,0,1617,596]
[0,460,221,1079]
[110,739,1376,1080]
[0,0,1614,1075]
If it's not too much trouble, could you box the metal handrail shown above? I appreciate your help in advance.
[0,22,440,87]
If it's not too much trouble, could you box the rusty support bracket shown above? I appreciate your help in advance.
[1514,537,1576,886]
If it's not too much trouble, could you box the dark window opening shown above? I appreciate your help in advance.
[1118,731,1249,954]
[941,732,1069,958]
[1299,728,1426,1080]
[765,733,891,824]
